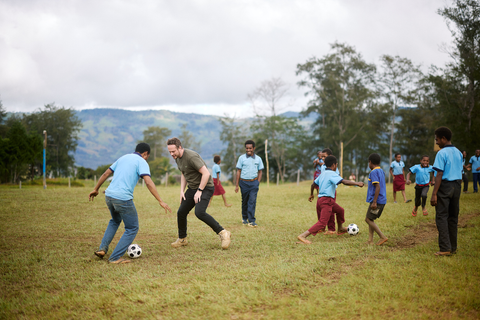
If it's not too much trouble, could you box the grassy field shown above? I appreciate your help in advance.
[0,181,479,319]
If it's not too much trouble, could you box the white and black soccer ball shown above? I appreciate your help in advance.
[347,223,359,236]
[127,244,142,259]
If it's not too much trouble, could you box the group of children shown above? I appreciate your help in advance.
[297,126,463,255]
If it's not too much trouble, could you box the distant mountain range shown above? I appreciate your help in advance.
[75,108,316,169]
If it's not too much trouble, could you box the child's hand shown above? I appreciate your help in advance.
[357,182,364,187]
[308,195,314,202]
[371,202,377,210]
[406,180,411,185]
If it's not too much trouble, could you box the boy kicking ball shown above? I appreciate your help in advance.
[297,155,364,244]
[365,154,388,246]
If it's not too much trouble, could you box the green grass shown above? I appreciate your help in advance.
[0,182,479,319]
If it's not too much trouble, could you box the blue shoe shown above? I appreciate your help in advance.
[248,222,258,228]
[242,220,248,225]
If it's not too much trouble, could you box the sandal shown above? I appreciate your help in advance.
[376,238,388,246]
[422,209,428,216]
[94,250,106,259]
[109,258,131,264]
[411,208,417,217]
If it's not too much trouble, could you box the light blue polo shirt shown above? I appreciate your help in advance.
[236,154,264,180]
[409,164,434,185]
[366,167,387,204]
[320,164,340,175]
[212,163,221,179]
[433,145,463,181]
[469,155,480,173]
[390,160,405,175]
[105,153,151,201]
[314,168,343,198]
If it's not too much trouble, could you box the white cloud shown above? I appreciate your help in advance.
[0,0,453,115]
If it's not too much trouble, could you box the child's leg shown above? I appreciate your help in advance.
[365,217,387,243]
[401,190,407,202]
[393,191,397,202]
[221,194,232,207]
[332,202,346,233]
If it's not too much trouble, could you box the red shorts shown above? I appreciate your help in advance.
[213,178,226,196]
[393,174,405,192]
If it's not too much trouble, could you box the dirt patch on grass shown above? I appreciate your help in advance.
[396,212,480,249]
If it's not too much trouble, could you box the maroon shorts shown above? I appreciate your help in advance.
[393,174,405,192]
[313,171,321,190]
[213,178,225,196]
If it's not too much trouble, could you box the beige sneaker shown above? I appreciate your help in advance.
[171,238,188,248]
[218,230,231,249]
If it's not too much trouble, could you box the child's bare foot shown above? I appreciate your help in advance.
[337,228,348,235]
[225,203,232,207]
[297,235,312,244]
[365,241,374,245]
[376,238,388,246]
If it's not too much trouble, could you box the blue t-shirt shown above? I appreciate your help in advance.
[236,154,264,180]
[469,155,480,173]
[409,164,434,185]
[366,167,387,204]
[433,145,463,181]
[315,158,323,172]
[105,153,151,201]
[212,163,221,179]
[313,168,343,198]
[390,160,405,175]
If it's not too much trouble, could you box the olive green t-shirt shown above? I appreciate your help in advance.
[175,149,214,189]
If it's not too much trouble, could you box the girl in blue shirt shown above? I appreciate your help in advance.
[406,156,435,216]
[209,155,232,207]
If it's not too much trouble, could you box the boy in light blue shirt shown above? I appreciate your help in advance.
[298,156,364,244]
[235,140,264,227]
[406,155,435,217]
[468,149,480,193]
[89,143,171,264]
[431,127,463,256]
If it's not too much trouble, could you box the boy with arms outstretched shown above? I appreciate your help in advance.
[406,155,435,217]
[365,153,388,246]
[89,143,172,264]
[298,155,364,244]
[431,127,463,256]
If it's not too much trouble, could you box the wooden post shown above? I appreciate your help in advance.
[297,169,300,186]
[276,173,279,186]
[94,175,97,186]
[165,172,169,187]
[142,179,145,187]
[68,177,71,188]
[340,141,344,178]
[19,180,21,189]
[265,139,270,187]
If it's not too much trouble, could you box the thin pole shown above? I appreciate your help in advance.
[340,141,344,178]
[43,130,47,189]
[265,139,270,187]
[297,169,300,186]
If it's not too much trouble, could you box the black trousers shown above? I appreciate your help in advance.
[177,187,223,239]
[462,173,468,192]
[435,180,461,252]
[414,185,429,208]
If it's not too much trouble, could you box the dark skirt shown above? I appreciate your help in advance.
[213,178,226,195]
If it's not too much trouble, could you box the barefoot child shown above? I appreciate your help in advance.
[406,155,434,216]
[298,155,364,244]
[209,155,232,207]
[365,153,389,246]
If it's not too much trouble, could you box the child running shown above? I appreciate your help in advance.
[209,155,232,207]
[406,155,435,216]
[365,153,389,246]
[298,155,364,244]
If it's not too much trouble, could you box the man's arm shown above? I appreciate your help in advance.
[194,165,210,203]
[89,168,113,201]
[235,169,241,193]
[143,175,172,214]
[430,171,443,206]
[179,174,187,203]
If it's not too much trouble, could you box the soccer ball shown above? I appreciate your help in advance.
[347,223,359,236]
[127,244,142,259]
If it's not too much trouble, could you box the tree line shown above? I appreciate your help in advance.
[218,0,480,183]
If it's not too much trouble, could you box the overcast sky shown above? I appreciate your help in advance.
[0,0,454,118]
